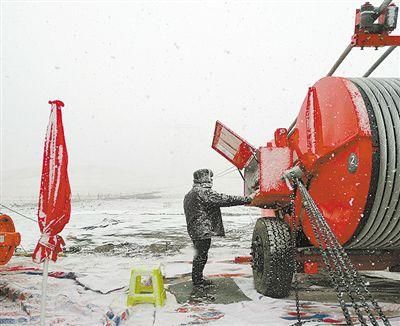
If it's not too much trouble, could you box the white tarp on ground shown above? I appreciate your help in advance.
[1,194,400,325]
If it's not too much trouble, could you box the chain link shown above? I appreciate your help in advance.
[290,214,302,326]
[289,178,391,326]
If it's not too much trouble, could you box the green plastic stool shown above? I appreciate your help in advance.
[126,266,166,307]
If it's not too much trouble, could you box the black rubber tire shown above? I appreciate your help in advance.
[251,218,294,298]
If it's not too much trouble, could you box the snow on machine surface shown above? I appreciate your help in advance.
[212,1,400,299]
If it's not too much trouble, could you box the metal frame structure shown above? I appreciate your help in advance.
[328,0,399,77]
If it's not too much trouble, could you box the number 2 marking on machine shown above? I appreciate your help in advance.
[348,153,359,174]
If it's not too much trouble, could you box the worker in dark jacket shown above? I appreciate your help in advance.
[184,168,252,288]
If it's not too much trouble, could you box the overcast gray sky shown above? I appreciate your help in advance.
[1,0,399,201]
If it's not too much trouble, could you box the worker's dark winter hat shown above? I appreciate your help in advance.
[193,169,213,184]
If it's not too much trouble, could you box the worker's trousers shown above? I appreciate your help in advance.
[192,238,211,285]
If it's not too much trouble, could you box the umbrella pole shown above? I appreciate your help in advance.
[40,258,49,326]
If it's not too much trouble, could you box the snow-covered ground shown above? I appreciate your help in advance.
[1,193,400,325]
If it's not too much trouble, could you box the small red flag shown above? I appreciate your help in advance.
[32,100,71,263]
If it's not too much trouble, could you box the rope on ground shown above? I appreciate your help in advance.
[18,243,29,256]
[0,204,36,255]
[0,204,36,222]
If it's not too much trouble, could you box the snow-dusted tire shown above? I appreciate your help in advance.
[251,217,294,298]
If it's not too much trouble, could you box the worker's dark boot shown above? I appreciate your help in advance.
[190,285,215,303]
[199,278,214,288]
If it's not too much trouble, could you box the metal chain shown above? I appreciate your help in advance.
[309,193,390,326]
[312,213,372,325]
[290,212,302,326]
[305,188,379,326]
[301,198,354,325]
[289,182,351,325]
[301,186,368,325]
[295,180,391,326]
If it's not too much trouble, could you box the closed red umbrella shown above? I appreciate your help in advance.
[32,100,71,263]
[32,100,71,326]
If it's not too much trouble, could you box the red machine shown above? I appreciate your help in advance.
[212,1,400,298]
[0,214,21,265]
